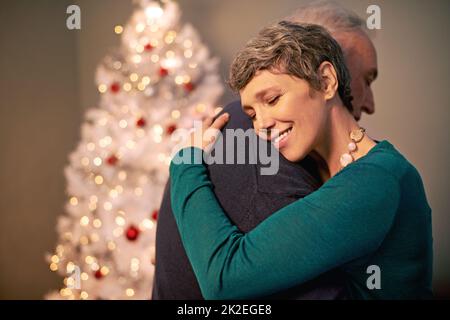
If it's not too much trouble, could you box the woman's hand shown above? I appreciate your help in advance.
[180,112,230,152]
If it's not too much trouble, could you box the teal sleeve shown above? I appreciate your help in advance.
[169,147,400,299]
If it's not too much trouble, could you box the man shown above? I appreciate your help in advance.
[152,1,378,299]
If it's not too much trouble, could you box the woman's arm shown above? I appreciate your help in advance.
[170,147,400,299]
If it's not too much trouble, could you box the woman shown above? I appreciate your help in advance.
[169,21,433,299]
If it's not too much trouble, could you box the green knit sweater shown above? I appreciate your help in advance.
[169,141,433,299]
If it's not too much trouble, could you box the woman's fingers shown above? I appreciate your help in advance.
[201,113,230,151]
[210,113,229,131]
[202,116,214,128]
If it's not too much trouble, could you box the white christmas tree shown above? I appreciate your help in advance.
[46,0,223,300]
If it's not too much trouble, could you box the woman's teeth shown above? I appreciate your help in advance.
[274,128,292,143]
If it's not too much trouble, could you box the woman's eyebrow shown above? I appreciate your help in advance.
[255,86,281,101]
[242,86,281,110]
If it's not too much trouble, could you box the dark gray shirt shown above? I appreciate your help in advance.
[152,101,347,299]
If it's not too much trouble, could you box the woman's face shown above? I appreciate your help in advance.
[240,70,329,162]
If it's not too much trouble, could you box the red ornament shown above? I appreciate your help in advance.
[136,117,146,128]
[106,155,118,166]
[166,124,177,135]
[110,82,120,93]
[126,225,140,241]
[144,43,154,51]
[151,209,158,221]
[94,269,103,279]
[159,67,169,77]
[183,82,195,92]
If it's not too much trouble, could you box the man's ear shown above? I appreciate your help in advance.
[319,61,338,101]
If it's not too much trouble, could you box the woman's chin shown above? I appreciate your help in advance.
[280,148,305,163]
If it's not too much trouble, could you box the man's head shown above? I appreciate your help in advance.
[287,1,378,120]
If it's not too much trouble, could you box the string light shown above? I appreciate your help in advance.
[113,227,123,237]
[80,216,90,226]
[171,110,180,119]
[89,202,97,211]
[81,157,89,166]
[94,175,103,185]
[153,124,163,135]
[85,256,94,264]
[115,216,125,226]
[130,258,140,271]
[151,54,159,63]
[175,75,184,85]
[136,44,144,53]
[100,266,110,275]
[80,236,89,245]
[114,25,123,34]
[126,288,135,297]
[150,39,159,47]
[164,31,176,44]
[109,189,119,198]
[196,104,206,113]
[137,82,146,91]
[141,219,154,230]
[93,157,102,166]
[66,262,76,273]
[145,6,163,19]
[115,185,124,193]
[70,197,78,206]
[93,219,102,228]
[98,84,107,93]
[165,50,175,58]
[130,73,139,82]
[142,76,151,85]
[107,241,116,251]
[66,277,75,287]
[132,54,142,64]
[135,23,145,33]
[119,119,128,128]
[91,233,99,242]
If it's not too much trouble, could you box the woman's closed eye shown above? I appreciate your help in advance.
[267,95,281,106]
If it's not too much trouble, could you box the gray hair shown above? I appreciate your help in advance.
[228,21,353,112]
[286,0,367,36]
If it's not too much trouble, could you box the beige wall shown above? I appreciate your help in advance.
[1,0,449,298]
[0,0,81,298]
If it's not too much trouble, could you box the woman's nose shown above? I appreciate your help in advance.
[255,114,276,140]
[255,112,276,130]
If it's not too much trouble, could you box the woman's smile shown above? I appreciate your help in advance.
[272,126,293,149]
